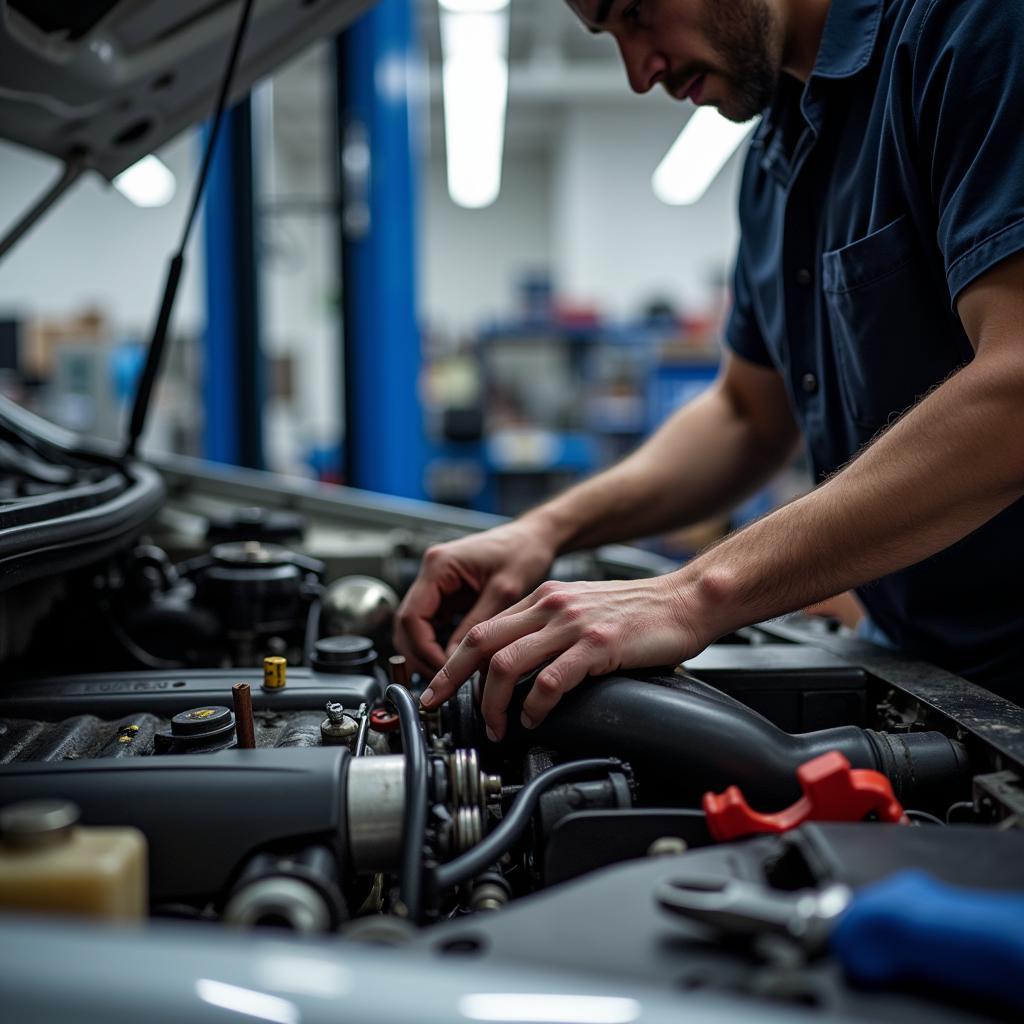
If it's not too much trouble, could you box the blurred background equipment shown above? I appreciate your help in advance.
[0,0,806,565]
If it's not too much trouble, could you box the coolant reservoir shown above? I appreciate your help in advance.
[0,800,147,921]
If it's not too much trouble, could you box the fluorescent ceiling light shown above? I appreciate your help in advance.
[439,0,509,11]
[442,52,508,209]
[112,154,177,208]
[652,109,759,206]
[439,5,509,209]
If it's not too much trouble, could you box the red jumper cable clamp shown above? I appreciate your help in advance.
[702,750,908,842]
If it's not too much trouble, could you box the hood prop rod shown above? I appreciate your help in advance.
[122,0,257,461]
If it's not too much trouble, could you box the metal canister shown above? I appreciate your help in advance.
[263,655,287,691]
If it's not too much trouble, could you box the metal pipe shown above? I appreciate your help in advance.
[346,755,406,871]
[232,682,255,749]
[386,683,428,922]
[389,655,410,686]
[354,704,370,757]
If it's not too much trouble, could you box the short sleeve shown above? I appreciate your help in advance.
[724,241,775,368]
[910,0,1024,302]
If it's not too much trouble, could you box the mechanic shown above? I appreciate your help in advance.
[397,0,1024,740]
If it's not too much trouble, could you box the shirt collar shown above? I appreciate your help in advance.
[811,0,885,81]
[750,0,885,176]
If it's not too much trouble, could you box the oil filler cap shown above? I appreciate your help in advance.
[311,635,377,674]
[171,706,236,742]
[154,706,238,754]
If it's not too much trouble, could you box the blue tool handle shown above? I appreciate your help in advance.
[833,870,1024,1010]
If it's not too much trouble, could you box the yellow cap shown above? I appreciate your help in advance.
[263,656,287,690]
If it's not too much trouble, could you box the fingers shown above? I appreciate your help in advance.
[410,573,697,742]
[394,577,448,673]
[420,580,582,716]
[479,631,566,741]
[397,615,447,675]
[445,576,522,656]
[520,645,594,730]
[421,610,543,709]
[486,578,557,623]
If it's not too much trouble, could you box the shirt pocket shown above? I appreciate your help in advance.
[821,214,963,434]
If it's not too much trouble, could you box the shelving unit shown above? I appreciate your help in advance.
[425,317,726,520]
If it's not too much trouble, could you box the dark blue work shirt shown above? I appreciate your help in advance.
[725,0,1024,696]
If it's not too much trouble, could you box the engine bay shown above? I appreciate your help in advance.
[1,443,1023,1023]
[5,1,1022,1019]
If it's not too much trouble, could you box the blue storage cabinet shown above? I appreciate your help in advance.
[646,358,720,433]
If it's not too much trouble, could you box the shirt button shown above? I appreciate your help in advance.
[802,373,819,395]
[795,267,813,287]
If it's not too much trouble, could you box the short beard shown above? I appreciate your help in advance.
[703,0,782,122]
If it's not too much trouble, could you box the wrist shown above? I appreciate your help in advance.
[520,502,579,557]
[667,560,746,648]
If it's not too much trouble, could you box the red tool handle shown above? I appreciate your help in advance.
[703,751,908,842]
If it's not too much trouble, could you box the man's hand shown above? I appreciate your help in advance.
[417,250,1024,712]
[419,573,711,741]
[396,353,796,676]
[394,521,558,673]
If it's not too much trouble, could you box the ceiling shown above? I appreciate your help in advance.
[416,0,620,68]
[268,0,680,164]
[417,0,671,157]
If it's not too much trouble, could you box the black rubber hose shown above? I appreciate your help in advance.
[386,683,428,923]
[0,462,165,594]
[304,597,323,665]
[434,758,621,890]
[864,727,971,808]
[501,674,967,808]
[0,462,164,562]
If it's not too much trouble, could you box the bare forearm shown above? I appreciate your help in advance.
[424,264,1024,736]
[523,382,796,555]
[678,351,1024,638]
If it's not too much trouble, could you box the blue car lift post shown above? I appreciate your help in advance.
[335,0,426,500]
[202,97,265,469]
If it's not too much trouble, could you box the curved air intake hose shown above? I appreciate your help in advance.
[502,673,969,809]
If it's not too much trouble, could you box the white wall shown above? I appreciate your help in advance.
[420,101,744,336]
[551,103,743,320]
[0,135,204,336]
[0,91,744,350]
[421,153,553,339]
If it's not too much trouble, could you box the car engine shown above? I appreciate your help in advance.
[1,419,1023,1023]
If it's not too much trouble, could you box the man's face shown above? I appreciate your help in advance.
[567,0,784,122]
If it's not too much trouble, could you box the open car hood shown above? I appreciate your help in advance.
[0,0,374,180]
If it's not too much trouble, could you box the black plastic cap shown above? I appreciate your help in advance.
[172,705,235,739]
[312,635,377,674]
